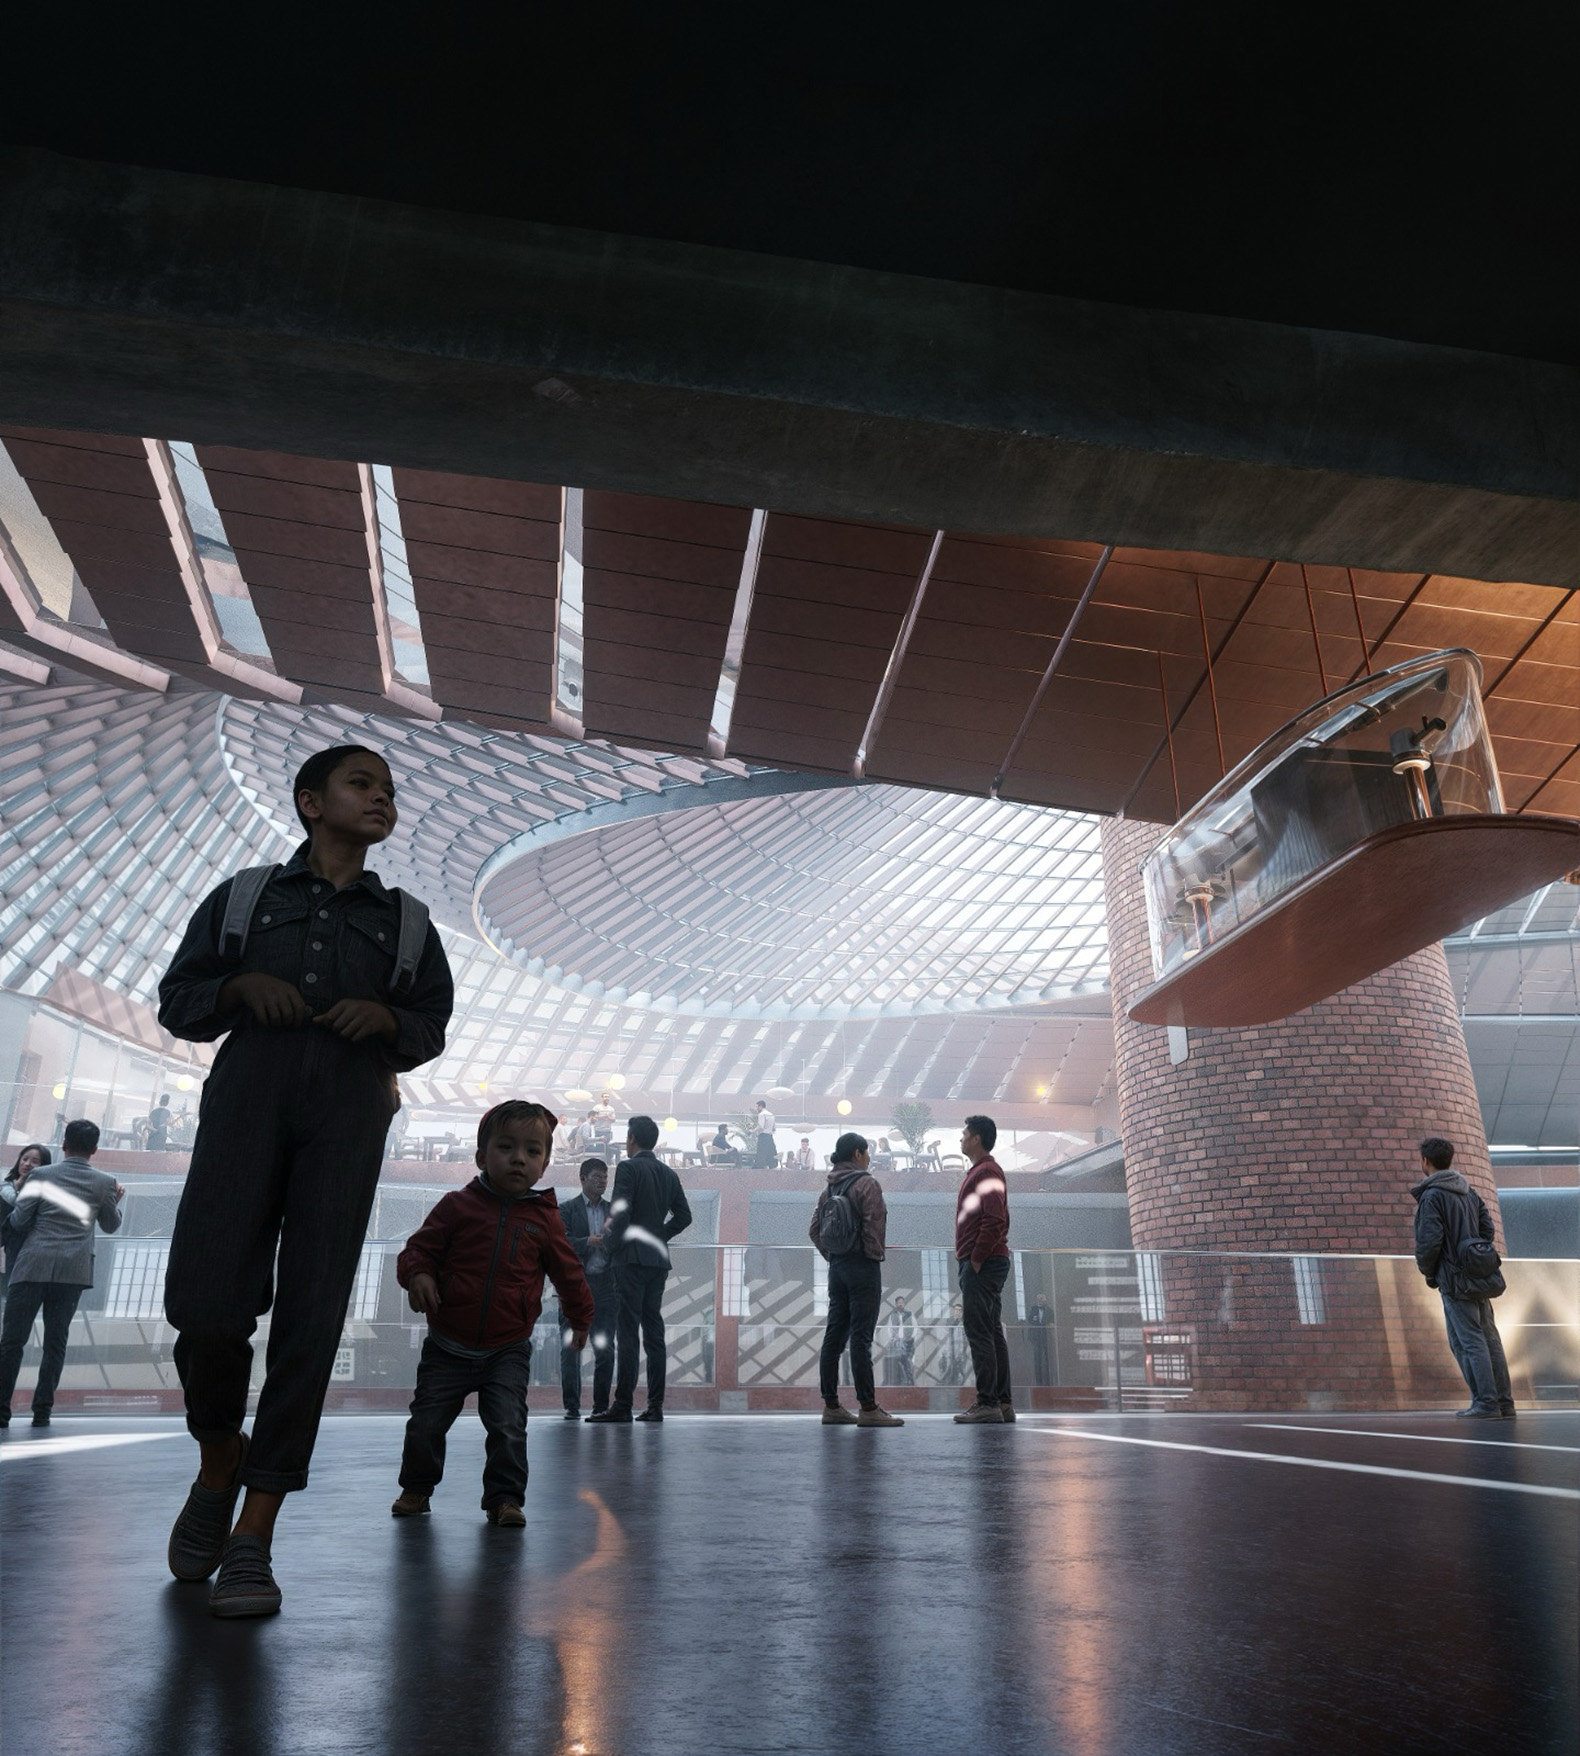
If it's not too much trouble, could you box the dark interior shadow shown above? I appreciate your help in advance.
[129,1583,280,1756]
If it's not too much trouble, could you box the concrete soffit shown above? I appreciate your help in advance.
[0,148,1575,587]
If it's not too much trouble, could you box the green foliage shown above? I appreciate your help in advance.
[731,1108,763,1149]
[889,1101,936,1156]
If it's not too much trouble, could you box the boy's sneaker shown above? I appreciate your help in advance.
[954,1400,1004,1424]
[563,1409,582,1421]
[821,1404,858,1425]
[635,1406,664,1423]
[856,1405,904,1427]
[30,1411,50,1428]
[487,1502,526,1528]
[998,1400,1018,1422]
[208,1535,281,1618]
[586,1406,632,1424]
[390,1492,431,1517]
[169,1433,250,1581]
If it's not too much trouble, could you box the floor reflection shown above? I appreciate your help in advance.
[132,1584,280,1756]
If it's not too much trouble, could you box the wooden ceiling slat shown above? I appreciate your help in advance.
[392,467,560,728]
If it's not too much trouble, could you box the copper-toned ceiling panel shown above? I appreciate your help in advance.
[195,446,391,704]
[579,492,750,754]
[729,516,934,773]
[0,426,1574,829]
[2,431,208,667]
[392,468,560,731]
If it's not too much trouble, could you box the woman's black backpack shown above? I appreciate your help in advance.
[818,1172,867,1257]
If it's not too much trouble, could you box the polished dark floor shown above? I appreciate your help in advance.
[2,1411,1576,1756]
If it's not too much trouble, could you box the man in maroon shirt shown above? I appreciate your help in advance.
[953,1114,1013,1423]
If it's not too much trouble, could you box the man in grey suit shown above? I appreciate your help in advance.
[0,1119,123,1428]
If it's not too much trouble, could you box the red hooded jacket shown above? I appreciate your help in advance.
[397,1177,594,1353]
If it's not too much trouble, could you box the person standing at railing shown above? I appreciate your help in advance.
[810,1132,903,1427]
[589,1115,692,1423]
[1,1144,52,1296]
[1412,1136,1515,1420]
[0,1120,122,1429]
[753,1100,777,1168]
[953,1114,1013,1424]
[561,1156,619,1420]
[1028,1293,1052,1386]
[880,1295,917,1386]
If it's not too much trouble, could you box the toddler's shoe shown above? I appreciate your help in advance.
[391,1492,431,1518]
[487,1502,526,1528]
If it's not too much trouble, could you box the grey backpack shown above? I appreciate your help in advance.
[218,865,429,993]
[818,1172,867,1257]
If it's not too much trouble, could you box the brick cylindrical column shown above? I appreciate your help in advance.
[1100,816,1498,1253]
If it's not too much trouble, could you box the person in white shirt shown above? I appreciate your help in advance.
[754,1100,777,1168]
[793,1136,815,1173]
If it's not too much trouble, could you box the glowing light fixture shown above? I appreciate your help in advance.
[51,1081,66,1100]
[176,1074,196,1092]
[837,1099,853,1116]
[565,1088,593,1103]
[663,1116,678,1132]
[766,1085,794,1100]
[607,1074,627,1091]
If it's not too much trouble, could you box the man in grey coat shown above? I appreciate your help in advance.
[0,1119,123,1428]
[1411,1135,1514,1420]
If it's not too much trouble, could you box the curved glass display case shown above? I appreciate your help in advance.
[1130,650,1580,1027]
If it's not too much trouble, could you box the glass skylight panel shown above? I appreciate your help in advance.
[369,466,430,686]
[167,443,273,660]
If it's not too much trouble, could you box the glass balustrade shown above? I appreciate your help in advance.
[9,1188,1576,1413]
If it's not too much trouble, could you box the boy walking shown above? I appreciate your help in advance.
[159,745,453,1616]
[393,1102,592,1521]
[953,1114,1013,1423]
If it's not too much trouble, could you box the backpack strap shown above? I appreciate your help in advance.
[390,889,430,994]
[218,865,279,961]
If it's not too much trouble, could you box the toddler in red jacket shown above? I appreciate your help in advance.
[391,1100,593,1525]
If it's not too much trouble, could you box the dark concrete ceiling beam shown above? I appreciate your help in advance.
[2,150,1575,588]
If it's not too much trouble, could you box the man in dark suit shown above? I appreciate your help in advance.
[0,1119,123,1427]
[560,1156,619,1420]
[588,1117,692,1424]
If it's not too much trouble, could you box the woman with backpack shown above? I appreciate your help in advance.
[808,1133,903,1428]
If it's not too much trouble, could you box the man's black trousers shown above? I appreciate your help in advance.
[819,1253,881,1407]
[399,1335,532,1509]
[0,1282,84,1418]
[959,1256,1012,1403]
[613,1260,669,1411]
[163,1032,396,1493]
[562,1269,619,1412]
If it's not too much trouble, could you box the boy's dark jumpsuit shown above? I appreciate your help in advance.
[159,849,453,1494]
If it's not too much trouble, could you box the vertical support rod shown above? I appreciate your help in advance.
[1345,568,1373,676]
[992,544,1113,798]
[1301,564,1330,695]
[1194,579,1227,778]
[1156,650,1181,818]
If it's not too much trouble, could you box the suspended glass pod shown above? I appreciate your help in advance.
[1130,649,1580,1027]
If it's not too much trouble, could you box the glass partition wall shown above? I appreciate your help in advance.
[13,1186,1577,1414]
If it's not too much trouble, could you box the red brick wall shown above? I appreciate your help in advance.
[1100,816,1498,1254]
